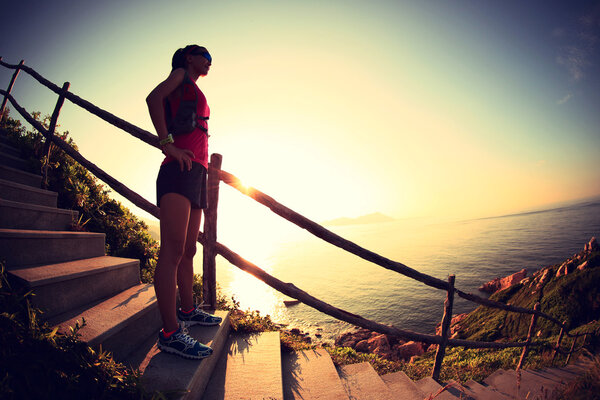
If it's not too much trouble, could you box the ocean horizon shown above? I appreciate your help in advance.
[190,197,600,342]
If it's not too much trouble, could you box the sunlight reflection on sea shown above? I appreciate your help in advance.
[194,200,600,342]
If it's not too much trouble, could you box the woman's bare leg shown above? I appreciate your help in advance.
[178,208,203,312]
[155,193,191,332]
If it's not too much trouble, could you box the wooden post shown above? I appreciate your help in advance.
[0,59,24,122]
[551,320,567,365]
[432,274,455,382]
[42,82,70,188]
[202,153,222,310]
[517,302,540,371]
[565,336,578,366]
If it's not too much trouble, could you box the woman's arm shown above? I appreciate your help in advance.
[146,68,195,171]
[146,68,185,140]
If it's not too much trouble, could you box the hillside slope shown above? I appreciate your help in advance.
[452,237,600,342]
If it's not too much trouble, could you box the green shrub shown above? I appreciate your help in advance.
[0,264,159,400]
[1,114,159,281]
[229,309,277,333]
[280,330,316,352]
[324,345,403,375]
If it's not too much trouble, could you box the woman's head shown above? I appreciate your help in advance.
[171,45,212,73]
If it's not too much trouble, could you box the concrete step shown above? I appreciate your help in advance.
[337,362,394,400]
[484,369,557,399]
[0,198,77,230]
[0,150,29,170]
[0,141,21,157]
[8,255,140,320]
[131,310,230,400]
[539,366,579,383]
[522,368,568,385]
[48,283,161,362]
[517,369,564,399]
[483,369,517,398]
[0,163,41,187]
[0,178,58,207]
[564,359,588,374]
[380,370,424,400]
[414,377,461,400]
[0,228,105,269]
[462,379,512,400]
[202,331,283,400]
[282,348,348,400]
[0,130,12,143]
[444,380,476,399]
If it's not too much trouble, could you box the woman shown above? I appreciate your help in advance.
[146,45,222,360]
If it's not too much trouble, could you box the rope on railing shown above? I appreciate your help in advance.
[0,89,161,220]
[0,59,159,148]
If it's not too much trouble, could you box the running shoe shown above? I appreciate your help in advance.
[178,305,223,326]
[157,325,213,360]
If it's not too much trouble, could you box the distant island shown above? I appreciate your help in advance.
[322,212,395,226]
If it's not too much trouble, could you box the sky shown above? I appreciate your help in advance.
[1,0,600,236]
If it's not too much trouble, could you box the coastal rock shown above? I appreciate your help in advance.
[334,328,430,362]
[531,267,551,294]
[355,339,371,353]
[368,334,391,356]
[556,260,575,277]
[585,237,599,253]
[479,268,527,293]
[394,341,425,360]
[577,261,589,271]
[335,328,373,348]
[435,313,468,337]
[554,237,598,278]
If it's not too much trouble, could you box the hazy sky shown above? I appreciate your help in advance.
[2,0,599,229]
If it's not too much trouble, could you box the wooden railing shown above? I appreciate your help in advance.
[1,58,597,381]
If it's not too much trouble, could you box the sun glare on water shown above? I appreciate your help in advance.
[197,175,308,320]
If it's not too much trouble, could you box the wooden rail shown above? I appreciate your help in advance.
[1,58,596,380]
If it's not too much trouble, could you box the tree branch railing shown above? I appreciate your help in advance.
[2,58,597,380]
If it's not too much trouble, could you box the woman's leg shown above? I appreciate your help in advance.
[178,208,203,312]
[155,193,191,333]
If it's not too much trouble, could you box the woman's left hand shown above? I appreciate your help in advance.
[163,144,195,171]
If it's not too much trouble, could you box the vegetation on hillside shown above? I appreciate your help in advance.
[455,240,600,343]
[1,113,159,282]
[0,263,154,399]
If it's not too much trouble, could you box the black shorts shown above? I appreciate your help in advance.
[156,161,207,209]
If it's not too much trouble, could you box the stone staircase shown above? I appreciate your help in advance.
[0,129,230,398]
[0,129,589,399]
[198,329,588,400]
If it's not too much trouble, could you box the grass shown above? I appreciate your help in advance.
[224,301,598,387]
[555,351,600,400]
[0,264,164,400]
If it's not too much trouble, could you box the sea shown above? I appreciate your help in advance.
[196,198,600,342]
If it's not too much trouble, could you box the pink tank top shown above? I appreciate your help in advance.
[162,80,210,168]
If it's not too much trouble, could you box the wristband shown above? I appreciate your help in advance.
[159,134,174,146]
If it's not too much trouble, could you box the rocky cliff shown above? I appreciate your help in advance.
[454,237,600,342]
[334,237,600,361]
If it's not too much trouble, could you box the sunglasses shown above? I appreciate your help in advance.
[191,50,212,63]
